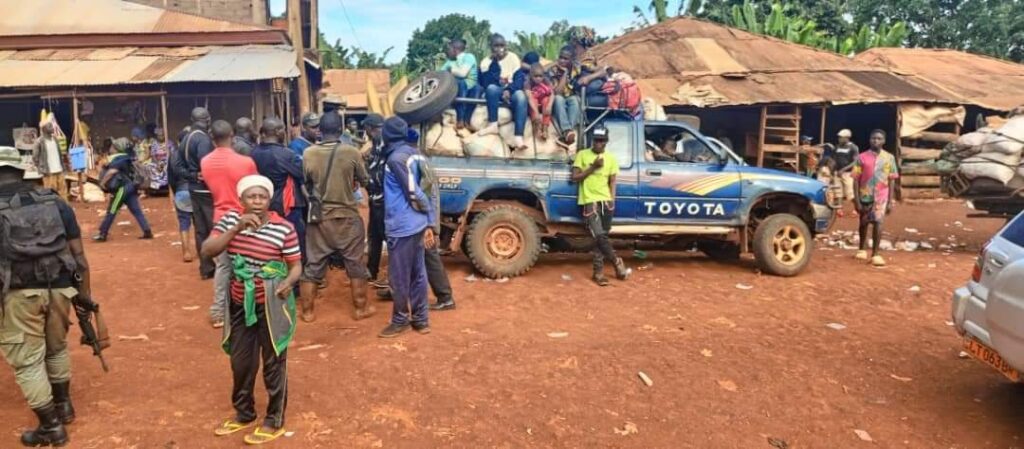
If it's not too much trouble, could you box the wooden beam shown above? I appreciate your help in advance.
[757,105,766,168]
[902,187,944,199]
[901,147,943,161]
[287,0,311,115]
[906,130,959,144]
[901,175,942,187]
[309,0,318,51]
[819,105,827,145]
[900,164,940,176]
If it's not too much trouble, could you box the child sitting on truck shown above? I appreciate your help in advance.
[526,63,555,141]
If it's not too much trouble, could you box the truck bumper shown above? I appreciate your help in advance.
[812,203,835,233]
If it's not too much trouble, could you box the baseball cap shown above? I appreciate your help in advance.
[837,129,852,138]
[592,126,609,141]
[0,146,28,171]
[301,112,321,128]
[361,113,385,128]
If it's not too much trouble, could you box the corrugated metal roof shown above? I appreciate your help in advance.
[855,48,1024,111]
[0,0,269,36]
[0,45,298,87]
[592,17,955,108]
[320,69,391,109]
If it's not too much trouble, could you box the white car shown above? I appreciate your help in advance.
[952,212,1024,381]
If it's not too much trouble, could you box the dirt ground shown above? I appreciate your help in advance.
[2,198,1023,448]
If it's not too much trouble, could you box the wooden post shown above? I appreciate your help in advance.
[757,105,766,167]
[818,104,827,145]
[287,0,311,115]
[309,0,318,51]
[252,0,268,25]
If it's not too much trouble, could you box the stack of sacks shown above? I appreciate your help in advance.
[949,116,1024,184]
[424,110,464,157]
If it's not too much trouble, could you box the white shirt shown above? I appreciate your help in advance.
[44,139,62,174]
[480,52,522,81]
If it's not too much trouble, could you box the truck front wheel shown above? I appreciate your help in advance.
[752,214,812,277]
[465,205,542,278]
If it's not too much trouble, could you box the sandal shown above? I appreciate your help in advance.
[214,419,255,436]
[593,274,610,287]
[244,426,287,445]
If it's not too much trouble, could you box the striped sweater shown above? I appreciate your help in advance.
[212,210,300,304]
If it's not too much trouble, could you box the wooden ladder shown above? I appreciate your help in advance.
[757,105,802,171]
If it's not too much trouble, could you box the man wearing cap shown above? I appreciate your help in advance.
[0,147,93,447]
[299,111,375,323]
[379,117,434,338]
[820,129,860,216]
[360,113,390,288]
[174,107,217,279]
[201,120,258,329]
[572,125,630,286]
[32,122,66,200]
[290,113,320,158]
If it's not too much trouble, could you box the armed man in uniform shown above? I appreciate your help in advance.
[0,146,93,447]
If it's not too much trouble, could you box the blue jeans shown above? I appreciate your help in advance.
[553,95,581,134]
[484,85,528,136]
[581,78,608,109]
[387,231,429,327]
[98,184,151,236]
[455,80,482,124]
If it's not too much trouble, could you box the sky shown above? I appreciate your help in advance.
[269,0,638,63]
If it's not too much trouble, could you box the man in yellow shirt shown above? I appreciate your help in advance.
[572,125,630,286]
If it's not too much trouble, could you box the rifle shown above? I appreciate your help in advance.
[70,277,110,372]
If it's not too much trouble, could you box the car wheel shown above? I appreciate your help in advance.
[393,71,459,124]
[697,241,741,261]
[465,205,542,278]
[752,214,812,277]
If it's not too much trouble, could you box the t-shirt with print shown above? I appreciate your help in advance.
[441,52,479,89]
[851,149,899,204]
[546,63,581,97]
[211,210,300,304]
[573,149,619,205]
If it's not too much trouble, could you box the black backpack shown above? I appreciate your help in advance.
[0,189,77,293]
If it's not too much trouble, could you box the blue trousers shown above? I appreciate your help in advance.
[285,207,307,264]
[99,184,151,236]
[455,80,482,124]
[484,85,528,136]
[387,231,429,326]
[553,95,581,134]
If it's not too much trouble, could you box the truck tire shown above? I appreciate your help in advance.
[465,205,542,278]
[393,71,459,124]
[698,241,741,261]
[752,214,812,277]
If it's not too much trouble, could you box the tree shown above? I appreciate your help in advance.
[633,0,702,27]
[405,14,492,74]
[509,21,575,61]
[318,31,352,69]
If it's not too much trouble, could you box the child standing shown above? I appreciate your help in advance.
[526,63,555,141]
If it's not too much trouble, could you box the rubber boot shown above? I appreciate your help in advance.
[351,279,377,321]
[613,257,632,281]
[20,403,68,447]
[50,381,74,425]
[299,281,317,323]
[180,231,195,263]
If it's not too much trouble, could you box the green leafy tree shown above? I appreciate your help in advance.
[318,31,352,69]
[405,14,492,74]
[633,0,702,27]
[509,21,576,61]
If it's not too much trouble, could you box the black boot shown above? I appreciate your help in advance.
[139,230,154,240]
[50,382,74,425]
[20,403,68,447]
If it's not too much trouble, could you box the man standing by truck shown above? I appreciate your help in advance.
[572,126,630,286]
[853,129,898,267]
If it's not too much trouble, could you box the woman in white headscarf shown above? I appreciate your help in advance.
[201,175,301,445]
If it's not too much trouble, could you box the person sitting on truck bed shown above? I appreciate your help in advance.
[570,26,609,109]
[441,38,480,132]
[571,125,631,286]
[478,37,530,151]
[547,46,582,145]
[852,129,899,268]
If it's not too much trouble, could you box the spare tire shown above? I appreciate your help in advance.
[394,71,459,124]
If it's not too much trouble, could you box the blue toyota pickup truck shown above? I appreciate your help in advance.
[395,72,836,278]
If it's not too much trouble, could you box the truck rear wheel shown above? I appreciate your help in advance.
[465,205,542,278]
[752,214,812,277]
[394,71,458,124]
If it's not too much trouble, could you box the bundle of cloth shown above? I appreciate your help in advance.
[940,115,1024,187]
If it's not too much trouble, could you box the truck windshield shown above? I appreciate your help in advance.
[1001,213,1024,247]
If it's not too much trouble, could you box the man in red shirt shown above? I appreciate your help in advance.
[201,120,258,328]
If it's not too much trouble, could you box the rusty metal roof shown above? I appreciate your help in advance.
[0,45,299,88]
[592,17,955,108]
[855,48,1024,111]
[320,69,391,109]
[0,0,269,36]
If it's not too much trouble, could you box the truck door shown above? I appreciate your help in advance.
[637,125,742,224]
[548,120,639,224]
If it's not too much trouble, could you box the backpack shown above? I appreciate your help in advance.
[601,73,643,116]
[0,189,77,294]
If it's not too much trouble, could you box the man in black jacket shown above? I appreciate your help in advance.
[171,107,216,281]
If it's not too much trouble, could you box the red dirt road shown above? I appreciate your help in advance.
[1,198,1021,448]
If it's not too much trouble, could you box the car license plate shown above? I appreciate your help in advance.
[964,338,1020,382]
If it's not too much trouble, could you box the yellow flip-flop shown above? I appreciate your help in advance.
[214,419,255,436]
[243,426,286,445]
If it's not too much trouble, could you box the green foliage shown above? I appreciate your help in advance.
[509,21,574,61]
[318,31,392,70]
[633,0,701,27]
[405,14,492,74]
